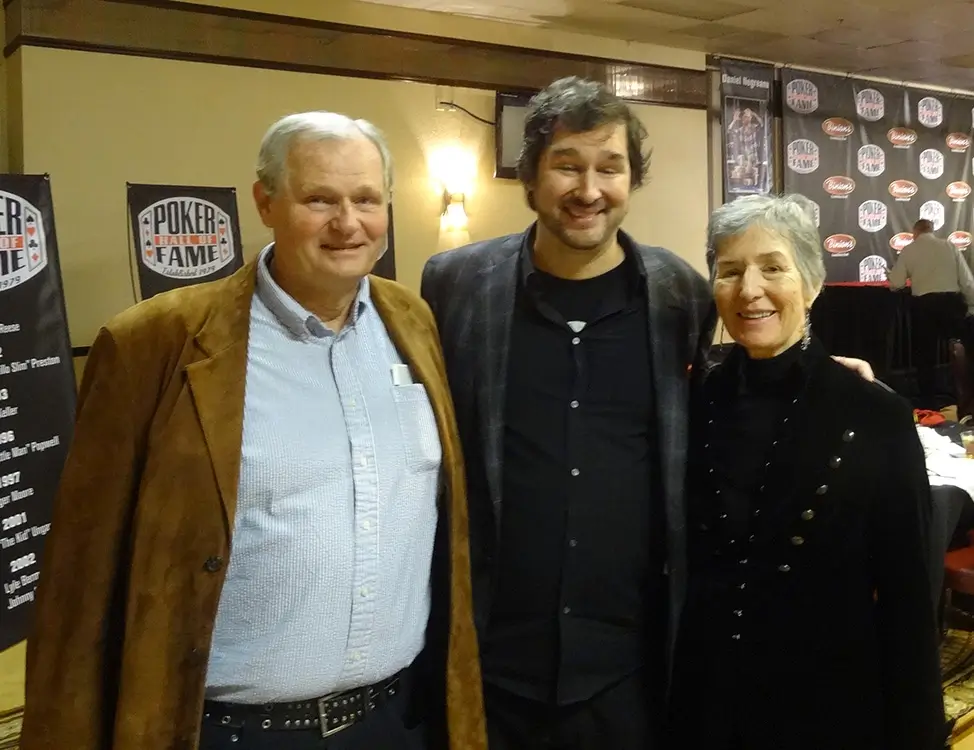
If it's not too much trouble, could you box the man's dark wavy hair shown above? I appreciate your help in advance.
[516,76,650,210]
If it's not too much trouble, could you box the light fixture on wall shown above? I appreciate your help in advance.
[441,190,468,232]
[429,144,476,234]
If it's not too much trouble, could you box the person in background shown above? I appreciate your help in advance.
[20,112,486,750]
[888,218,974,409]
[668,194,945,750]
[421,76,874,749]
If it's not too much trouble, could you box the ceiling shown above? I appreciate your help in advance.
[354,0,974,91]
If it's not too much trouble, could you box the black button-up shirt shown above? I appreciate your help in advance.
[481,234,663,705]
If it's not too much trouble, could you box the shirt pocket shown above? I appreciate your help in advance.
[392,383,443,473]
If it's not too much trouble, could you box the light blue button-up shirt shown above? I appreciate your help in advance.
[204,245,442,703]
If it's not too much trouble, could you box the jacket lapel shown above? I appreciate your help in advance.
[639,248,689,533]
[184,262,255,536]
[370,279,448,465]
[473,241,519,534]
[636,246,693,660]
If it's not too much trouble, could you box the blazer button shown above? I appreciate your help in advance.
[815,485,829,496]
[842,430,856,443]
[778,564,792,573]
[203,556,224,573]
[828,456,842,469]
[801,509,816,521]
[790,536,805,546]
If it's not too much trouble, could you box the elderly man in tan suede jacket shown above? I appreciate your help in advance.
[20,112,486,750]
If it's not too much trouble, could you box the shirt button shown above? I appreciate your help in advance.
[734,609,743,617]
[563,606,572,615]
[362,520,372,531]
[570,400,580,409]
[801,509,816,521]
[349,399,357,408]
[816,485,829,496]
[778,564,792,573]
[571,337,581,345]
[571,468,580,477]
[790,536,805,546]
[569,539,578,548]
[359,456,368,467]
[731,634,741,640]
[360,587,370,597]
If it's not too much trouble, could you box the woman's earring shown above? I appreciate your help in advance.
[801,310,811,351]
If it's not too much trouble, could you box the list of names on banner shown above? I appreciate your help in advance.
[0,175,75,647]
[0,322,60,612]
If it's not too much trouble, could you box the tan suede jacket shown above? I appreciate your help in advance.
[20,261,486,750]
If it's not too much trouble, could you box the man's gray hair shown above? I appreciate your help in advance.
[706,193,826,297]
[256,111,394,198]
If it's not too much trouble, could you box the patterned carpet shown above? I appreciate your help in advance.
[0,707,21,750]
[942,629,974,733]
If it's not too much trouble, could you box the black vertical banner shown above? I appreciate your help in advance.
[0,174,75,650]
[372,203,396,280]
[782,69,974,284]
[720,59,775,200]
[127,183,244,300]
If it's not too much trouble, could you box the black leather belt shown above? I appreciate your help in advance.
[202,671,402,738]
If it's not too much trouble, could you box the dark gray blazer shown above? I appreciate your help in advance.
[420,225,717,660]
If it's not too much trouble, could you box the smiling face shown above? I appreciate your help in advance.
[253,135,388,293]
[529,121,632,255]
[713,225,818,359]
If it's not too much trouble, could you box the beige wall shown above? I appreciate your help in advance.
[19,46,709,348]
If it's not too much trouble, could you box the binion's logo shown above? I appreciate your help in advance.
[888,180,919,201]
[889,233,914,253]
[139,197,235,280]
[822,118,854,139]
[950,231,973,250]
[824,234,856,255]
[0,191,47,294]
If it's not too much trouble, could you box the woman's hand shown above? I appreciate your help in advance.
[832,356,875,382]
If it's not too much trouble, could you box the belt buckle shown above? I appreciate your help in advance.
[317,688,366,739]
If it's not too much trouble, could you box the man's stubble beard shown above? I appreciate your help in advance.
[538,207,627,252]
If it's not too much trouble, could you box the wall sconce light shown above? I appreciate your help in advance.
[441,190,468,232]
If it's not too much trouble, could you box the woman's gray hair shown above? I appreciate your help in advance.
[256,111,394,198]
[706,193,826,297]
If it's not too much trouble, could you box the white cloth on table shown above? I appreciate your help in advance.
[917,425,974,500]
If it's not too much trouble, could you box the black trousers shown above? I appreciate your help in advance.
[911,291,967,408]
[198,672,428,750]
[484,669,658,750]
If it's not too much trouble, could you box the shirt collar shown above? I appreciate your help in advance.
[254,243,371,339]
[518,222,646,295]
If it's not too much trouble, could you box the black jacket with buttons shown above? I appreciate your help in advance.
[668,338,945,750]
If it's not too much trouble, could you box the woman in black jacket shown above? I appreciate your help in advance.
[667,193,945,750]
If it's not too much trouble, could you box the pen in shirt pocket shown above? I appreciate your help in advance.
[391,363,414,386]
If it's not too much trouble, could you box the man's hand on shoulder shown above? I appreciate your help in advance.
[831,355,875,382]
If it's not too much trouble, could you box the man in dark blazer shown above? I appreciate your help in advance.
[421,77,715,749]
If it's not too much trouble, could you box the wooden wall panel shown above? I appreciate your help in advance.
[4,0,707,108]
